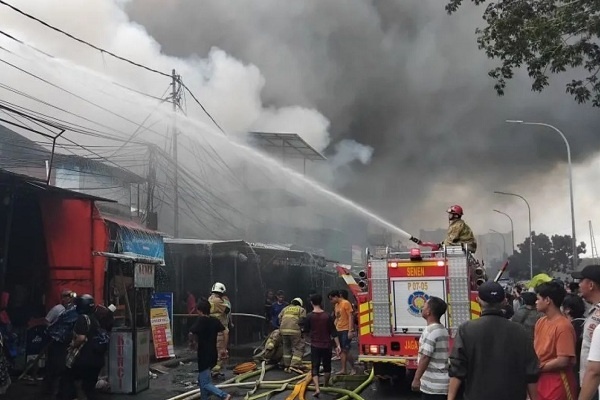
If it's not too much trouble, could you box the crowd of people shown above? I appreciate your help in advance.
[187,287,358,399]
[41,291,112,400]
[410,264,600,400]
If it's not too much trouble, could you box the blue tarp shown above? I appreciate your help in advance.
[119,226,164,261]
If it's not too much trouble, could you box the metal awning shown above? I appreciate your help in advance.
[93,251,165,265]
[249,132,326,161]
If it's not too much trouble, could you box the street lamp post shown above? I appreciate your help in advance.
[506,120,577,270]
[490,229,507,258]
[493,209,515,254]
[494,191,533,279]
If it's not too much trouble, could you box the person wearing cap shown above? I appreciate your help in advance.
[448,281,539,400]
[278,297,307,371]
[534,281,578,399]
[573,265,600,400]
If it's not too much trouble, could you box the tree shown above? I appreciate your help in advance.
[447,0,600,106]
[507,231,586,280]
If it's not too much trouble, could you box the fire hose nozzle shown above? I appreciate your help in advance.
[409,236,422,245]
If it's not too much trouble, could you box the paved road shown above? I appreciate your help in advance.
[9,355,421,399]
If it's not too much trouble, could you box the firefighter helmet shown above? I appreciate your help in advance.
[292,297,304,307]
[447,205,464,217]
[211,282,226,294]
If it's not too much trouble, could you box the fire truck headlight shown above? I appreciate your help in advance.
[388,262,398,268]
[369,345,379,354]
[437,261,445,267]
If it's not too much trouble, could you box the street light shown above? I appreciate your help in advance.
[490,229,507,258]
[494,191,533,279]
[493,209,515,254]
[506,120,577,270]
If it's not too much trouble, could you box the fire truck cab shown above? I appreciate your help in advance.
[338,244,484,380]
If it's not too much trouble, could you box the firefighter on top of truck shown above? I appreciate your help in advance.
[443,205,477,253]
[208,282,230,376]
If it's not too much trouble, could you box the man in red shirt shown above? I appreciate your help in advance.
[534,281,577,399]
[303,294,341,397]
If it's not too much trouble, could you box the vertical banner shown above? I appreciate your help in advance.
[109,331,133,393]
[150,308,175,359]
[150,292,174,329]
[136,330,150,392]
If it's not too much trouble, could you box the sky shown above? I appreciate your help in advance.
[1,0,600,256]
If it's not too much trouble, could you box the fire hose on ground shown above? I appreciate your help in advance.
[166,360,375,400]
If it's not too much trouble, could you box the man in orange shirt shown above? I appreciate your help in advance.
[328,290,356,375]
[534,281,578,399]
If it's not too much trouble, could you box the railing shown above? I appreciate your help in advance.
[172,312,268,346]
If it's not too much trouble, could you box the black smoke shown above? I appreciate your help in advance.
[126,0,600,229]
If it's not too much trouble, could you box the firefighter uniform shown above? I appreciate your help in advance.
[278,300,306,369]
[209,293,230,373]
[443,218,477,253]
[255,329,283,364]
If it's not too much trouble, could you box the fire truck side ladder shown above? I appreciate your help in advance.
[370,260,392,337]
[446,246,471,337]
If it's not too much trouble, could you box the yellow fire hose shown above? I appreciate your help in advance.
[167,361,375,400]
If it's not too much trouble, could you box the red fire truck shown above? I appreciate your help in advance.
[337,244,491,380]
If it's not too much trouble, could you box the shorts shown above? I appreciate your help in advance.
[338,331,352,351]
[310,346,332,375]
[537,370,577,400]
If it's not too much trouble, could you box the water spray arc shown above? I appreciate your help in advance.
[0,10,417,244]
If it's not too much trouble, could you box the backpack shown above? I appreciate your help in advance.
[47,307,79,343]
[83,315,110,355]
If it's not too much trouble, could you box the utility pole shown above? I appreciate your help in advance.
[171,69,180,237]
[590,220,598,262]
[145,144,157,229]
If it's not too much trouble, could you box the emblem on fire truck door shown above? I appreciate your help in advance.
[407,291,429,317]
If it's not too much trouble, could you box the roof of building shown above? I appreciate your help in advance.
[0,168,116,202]
[0,124,145,184]
[248,132,326,161]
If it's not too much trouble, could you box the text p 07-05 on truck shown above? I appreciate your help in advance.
[337,243,497,380]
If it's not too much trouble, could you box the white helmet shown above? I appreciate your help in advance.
[292,297,303,307]
[211,282,226,294]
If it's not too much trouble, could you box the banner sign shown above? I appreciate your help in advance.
[134,263,155,288]
[150,307,175,359]
[120,226,165,261]
[151,292,173,328]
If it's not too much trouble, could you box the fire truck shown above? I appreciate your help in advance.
[337,243,493,380]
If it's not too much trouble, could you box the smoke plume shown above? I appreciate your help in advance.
[126,0,600,241]
[2,0,600,248]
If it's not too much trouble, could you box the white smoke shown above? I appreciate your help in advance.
[0,0,371,166]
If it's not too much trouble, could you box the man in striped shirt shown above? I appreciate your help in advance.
[411,296,449,400]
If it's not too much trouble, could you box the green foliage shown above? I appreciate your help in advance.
[447,0,600,106]
[507,231,586,279]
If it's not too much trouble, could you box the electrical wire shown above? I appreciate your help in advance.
[0,7,226,135]
[0,0,171,78]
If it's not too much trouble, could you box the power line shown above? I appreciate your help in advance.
[0,13,227,136]
[0,0,171,78]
